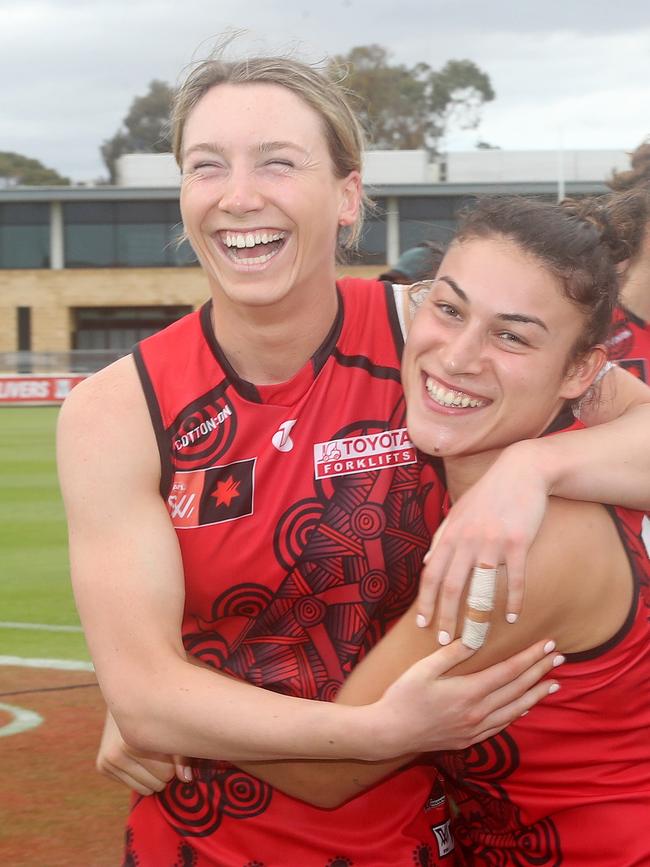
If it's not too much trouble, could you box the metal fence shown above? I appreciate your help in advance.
[0,350,129,375]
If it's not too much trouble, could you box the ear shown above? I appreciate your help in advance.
[560,345,608,401]
[337,171,362,227]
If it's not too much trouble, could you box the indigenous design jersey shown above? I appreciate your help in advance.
[128,278,451,867]
[606,304,650,383]
[436,506,650,866]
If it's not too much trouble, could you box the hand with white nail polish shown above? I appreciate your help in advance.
[415,439,550,646]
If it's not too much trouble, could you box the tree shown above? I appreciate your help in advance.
[101,79,175,182]
[0,151,70,186]
[329,45,495,153]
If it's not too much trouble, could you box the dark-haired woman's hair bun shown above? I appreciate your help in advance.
[560,197,629,264]
[607,139,650,191]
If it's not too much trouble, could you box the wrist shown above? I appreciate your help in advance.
[337,703,401,762]
[499,438,556,496]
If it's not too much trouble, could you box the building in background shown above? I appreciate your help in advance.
[0,149,624,373]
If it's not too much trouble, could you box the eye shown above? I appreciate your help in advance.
[262,158,295,170]
[496,331,529,347]
[184,160,226,176]
[435,301,462,319]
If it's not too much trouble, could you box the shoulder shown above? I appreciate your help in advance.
[58,355,145,436]
[464,499,630,670]
[57,355,160,495]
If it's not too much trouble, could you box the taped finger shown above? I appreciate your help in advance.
[461,563,498,650]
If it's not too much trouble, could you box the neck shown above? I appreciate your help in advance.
[209,281,339,385]
[443,450,503,502]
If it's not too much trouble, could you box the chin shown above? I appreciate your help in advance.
[407,416,456,457]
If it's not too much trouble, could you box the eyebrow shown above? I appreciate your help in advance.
[438,276,549,332]
[183,140,309,159]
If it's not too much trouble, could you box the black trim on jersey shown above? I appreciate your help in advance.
[199,301,263,403]
[618,303,648,330]
[383,280,406,359]
[563,505,641,664]
[311,289,344,377]
[200,294,345,400]
[133,344,174,499]
[542,404,575,436]
[332,347,402,382]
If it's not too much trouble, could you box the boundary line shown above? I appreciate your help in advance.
[0,621,84,633]
[0,656,94,671]
[0,701,44,738]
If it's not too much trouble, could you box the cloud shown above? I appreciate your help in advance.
[1,0,649,181]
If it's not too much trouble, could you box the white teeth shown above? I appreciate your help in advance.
[425,376,487,409]
[222,230,286,248]
[224,249,277,265]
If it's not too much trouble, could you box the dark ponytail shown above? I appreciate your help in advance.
[607,139,650,192]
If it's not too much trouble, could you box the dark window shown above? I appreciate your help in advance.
[398,196,461,252]
[17,307,31,350]
[0,203,50,268]
[64,201,196,268]
[73,306,192,351]
[348,196,387,265]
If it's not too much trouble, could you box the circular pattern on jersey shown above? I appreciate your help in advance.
[360,570,389,603]
[210,584,275,621]
[350,502,387,539]
[220,769,272,819]
[294,595,328,627]
[273,498,325,572]
[169,391,236,471]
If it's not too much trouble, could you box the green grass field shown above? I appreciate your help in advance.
[0,407,91,661]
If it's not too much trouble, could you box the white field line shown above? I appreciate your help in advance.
[0,621,84,633]
[0,656,94,671]
[0,701,44,737]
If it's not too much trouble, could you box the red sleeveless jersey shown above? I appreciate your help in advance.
[606,304,650,383]
[436,505,650,866]
[127,278,453,867]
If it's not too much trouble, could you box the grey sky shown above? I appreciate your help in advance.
[1,0,649,182]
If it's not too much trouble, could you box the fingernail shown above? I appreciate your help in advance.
[548,683,560,694]
[438,630,451,646]
[520,710,529,717]
[423,550,432,564]
[543,640,556,654]
[506,613,518,624]
[416,613,427,628]
[552,654,565,667]
[182,766,193,782]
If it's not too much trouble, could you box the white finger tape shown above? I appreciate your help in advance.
[462,618,490,651]
[467,565,497,612]
[462,565,498,650]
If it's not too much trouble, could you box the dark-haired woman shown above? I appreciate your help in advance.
[234,196,650,864]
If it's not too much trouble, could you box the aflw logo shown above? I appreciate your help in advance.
[314,428,416,479]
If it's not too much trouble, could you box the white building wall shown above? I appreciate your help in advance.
[116,153,181,187]
[115,148,630,188]
[445,149,629,184]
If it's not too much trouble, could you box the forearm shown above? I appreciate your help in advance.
[107,657,388,764]
[237,752,412,809]
[507,403,650,509]
[236,651,419,807]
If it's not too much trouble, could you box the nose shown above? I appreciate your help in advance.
[439,325,484,376]
[218,166,264,217]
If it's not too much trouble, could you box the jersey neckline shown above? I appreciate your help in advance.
[199,288,345,406]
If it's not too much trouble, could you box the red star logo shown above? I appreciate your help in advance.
[211,475,240,508]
